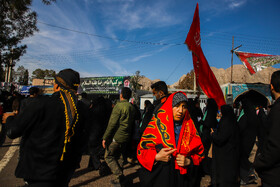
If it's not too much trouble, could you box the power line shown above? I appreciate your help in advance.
[38,21,184,46]
[165,53,188,82]
[201,29,280,41]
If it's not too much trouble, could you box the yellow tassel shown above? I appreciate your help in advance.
[59,89,79,161]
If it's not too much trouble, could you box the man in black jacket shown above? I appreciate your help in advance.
[254,70,280,187]
[3,69,89,187]
[139,81,168,137]
[151,81,169,113]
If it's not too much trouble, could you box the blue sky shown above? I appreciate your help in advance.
[20,0,280,85]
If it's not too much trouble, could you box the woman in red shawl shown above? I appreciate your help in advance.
[137,92,204,187]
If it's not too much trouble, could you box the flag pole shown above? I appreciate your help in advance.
[193,71,196,93]
[230,36,242,83]
[231,36,234,83]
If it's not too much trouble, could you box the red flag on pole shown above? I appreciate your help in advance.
[185,3,226,108]
[235,51,280,74]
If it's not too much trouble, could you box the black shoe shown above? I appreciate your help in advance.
[111,175,125,187]
[240,176,256,185]
[99,162,112,176]
[110,179,121,187]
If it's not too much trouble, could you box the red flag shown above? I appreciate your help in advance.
[185,3,226,108]
[235,51,280,74]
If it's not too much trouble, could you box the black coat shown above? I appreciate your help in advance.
[256,108,268,154]
[202,99,218,153]
[212,105,239,187]
[20,96,40,112]
[139,104,154,137]
[254,98,280,185]
[6,92,89,182]
[238,99,258,175]
[187,99,203,132]
[87,97,110,155]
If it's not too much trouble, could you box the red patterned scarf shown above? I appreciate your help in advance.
[137,92,204,174]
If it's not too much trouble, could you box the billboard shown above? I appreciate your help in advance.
[80,76,131,94]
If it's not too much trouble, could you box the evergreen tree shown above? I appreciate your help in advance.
[1,0,38,71]
[130,70,143,91]
[23,69,29,85]
[130,70,143,106]
[0,0,56,80]
[32,68,56,79]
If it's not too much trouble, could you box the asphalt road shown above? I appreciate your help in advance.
[0,135,261,187]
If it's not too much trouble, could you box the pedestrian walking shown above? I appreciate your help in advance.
[151,81,169,112]
[238,98,258,184]
[200,98,218,178]
[211,105,240,187]
[102,87,136,186]
[3,69,89,187]
[254,70,280,187]
[137,92,204,187]
[139,81,168,139]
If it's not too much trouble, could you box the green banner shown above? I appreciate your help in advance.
[80,76,131,94]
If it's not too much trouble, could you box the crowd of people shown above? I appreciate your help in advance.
[0,68,280,187]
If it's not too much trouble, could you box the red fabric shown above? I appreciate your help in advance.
[185,3,226,108]
[235,51,275,74]
[237,53,256,74]
[137,92,204,175]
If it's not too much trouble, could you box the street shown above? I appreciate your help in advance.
[0,136,260,187]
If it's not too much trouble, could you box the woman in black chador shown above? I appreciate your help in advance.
[238,98,258,184]
[87,97,111,171]
[200,98,218,176]
[255,107,268,156]
[211,105,240,187]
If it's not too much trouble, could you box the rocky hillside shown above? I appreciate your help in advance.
[139,65,280,90]
[139,77,160,91]
[170,65,279,88]
[211,64,278,85]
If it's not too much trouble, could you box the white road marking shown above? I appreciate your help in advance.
[0,138,20,173]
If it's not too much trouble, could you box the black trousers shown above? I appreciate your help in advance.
[139,157,192,187]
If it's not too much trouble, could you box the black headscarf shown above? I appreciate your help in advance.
[55,69,80,161]
[204,98,218,129]
[206,98,218,113]
[220,105,236,122]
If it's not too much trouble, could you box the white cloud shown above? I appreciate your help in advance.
[228,0,247,9]
[129,54,153,63]
[201,0,247,12]
[98,56,131,75]
[19,1,114,74]
[99,0,181,31]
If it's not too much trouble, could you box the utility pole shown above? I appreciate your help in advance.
[231,36,234,83]
[230,36,242,83]
[193,71,196,93]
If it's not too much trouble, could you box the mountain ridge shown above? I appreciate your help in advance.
[139,65,280,91]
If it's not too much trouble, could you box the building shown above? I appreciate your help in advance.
[221,83,272,108]
[139,88,207,111]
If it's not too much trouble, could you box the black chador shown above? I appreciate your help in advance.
[212,105,239,187]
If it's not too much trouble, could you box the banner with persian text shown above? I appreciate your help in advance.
[80,76,131,94]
